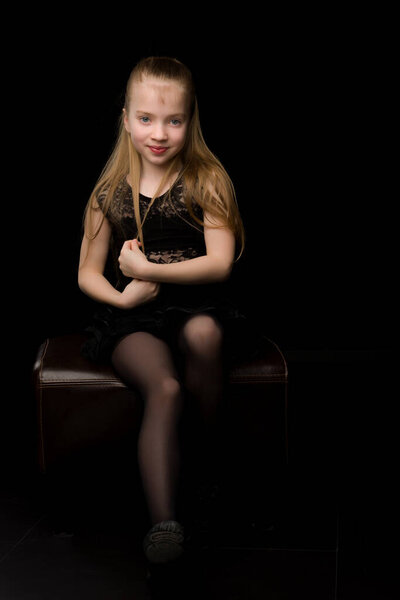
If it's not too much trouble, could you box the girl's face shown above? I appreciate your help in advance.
[124,76,189,172]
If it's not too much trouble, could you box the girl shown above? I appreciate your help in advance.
[79,56,259,564]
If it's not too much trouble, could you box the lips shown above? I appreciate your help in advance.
[149,146,168,155]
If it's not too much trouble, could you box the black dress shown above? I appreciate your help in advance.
[81,177,265,364]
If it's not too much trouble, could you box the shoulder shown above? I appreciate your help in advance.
[179,177,203,218]
[171,176,184,198]
[96,177,129,213]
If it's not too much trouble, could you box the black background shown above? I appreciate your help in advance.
[2,6,397,596]
[9,11,394,356]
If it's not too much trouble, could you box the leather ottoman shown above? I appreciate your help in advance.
[33,333,288,479]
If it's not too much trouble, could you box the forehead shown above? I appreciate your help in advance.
[129,77,188,112]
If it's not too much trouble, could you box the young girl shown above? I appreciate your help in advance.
[79,56,259,564]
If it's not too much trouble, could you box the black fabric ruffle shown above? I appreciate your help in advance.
[81,283,265,365]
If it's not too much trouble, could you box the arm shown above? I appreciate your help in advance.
[118,212,236,285]
[78,205,159,309]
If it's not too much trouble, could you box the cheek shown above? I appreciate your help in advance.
[131,123,147,145]
[173,127,188,149]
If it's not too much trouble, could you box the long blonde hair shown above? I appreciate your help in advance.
[83,56,245,257]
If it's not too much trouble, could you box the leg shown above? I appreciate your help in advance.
[178,314,224,479]
[178,314,224,428]
[111,332,183,526]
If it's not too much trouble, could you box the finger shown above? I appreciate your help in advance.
[131,238,142,251]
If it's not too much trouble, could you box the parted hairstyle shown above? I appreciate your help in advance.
[83,56,245,258]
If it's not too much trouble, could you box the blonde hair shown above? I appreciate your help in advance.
[83,56,245,257]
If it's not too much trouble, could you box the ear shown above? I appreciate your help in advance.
[123,108,130,132]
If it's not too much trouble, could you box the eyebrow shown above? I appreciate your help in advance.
[135,110,186,119]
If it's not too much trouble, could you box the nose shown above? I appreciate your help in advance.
[151,121,167,141]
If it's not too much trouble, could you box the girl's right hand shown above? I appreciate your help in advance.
[118,278,160,310]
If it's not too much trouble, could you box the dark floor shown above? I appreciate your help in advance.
[1,350,398,599]
[0,466,338,600]
[1,469,398,600]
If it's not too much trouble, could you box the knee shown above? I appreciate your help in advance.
[146,375,183,417]
[158,376,182,402]
[180,315,223,358]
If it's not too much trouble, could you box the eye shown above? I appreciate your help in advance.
[139,116,150,124]
[170,118,182,126]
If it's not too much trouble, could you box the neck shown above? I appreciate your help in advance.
[139,157,182,198]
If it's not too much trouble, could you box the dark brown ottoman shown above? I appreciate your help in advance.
[33,333,288,478]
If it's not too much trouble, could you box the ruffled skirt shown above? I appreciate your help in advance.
[81,282,266,365]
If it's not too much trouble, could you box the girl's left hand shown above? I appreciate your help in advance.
[118,239,149,279]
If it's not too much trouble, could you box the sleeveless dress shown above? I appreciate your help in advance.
[81,177,265,364]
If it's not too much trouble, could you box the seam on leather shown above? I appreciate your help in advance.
[230,376,287,384]
[37,338,49,473]
[38,379,127,388]
[266,336,289,379]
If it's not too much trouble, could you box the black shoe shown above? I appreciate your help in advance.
[143,520,185,564]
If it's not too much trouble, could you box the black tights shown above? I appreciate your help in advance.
[111,314,224,525]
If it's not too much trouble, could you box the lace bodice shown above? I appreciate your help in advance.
[98,178,206,290]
